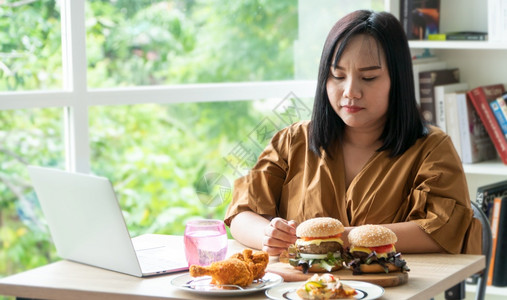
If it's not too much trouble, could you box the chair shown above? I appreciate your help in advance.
[444,201,493,300]
[470,201,493,300]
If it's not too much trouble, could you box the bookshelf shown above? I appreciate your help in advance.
[409,40,507,50]
[388,0,507,297]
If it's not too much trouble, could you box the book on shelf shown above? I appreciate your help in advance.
[487,196,501,286]
[444,92,462,157]
[476,180,507,220]
[427,31,488,41]
[489,96,507,140]
[499,92,507,120]
[427,33,446,41]
[467,84,507,165]
[411,55,439,64]
[412,60,447,106]
[419,68,460,126]
[434,82,469,132]
[455,91,497,164]
[488,196,507,287]
[445,31,488,41]
[400,0,441,40]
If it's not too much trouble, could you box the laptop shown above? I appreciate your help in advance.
[27,165,189,277]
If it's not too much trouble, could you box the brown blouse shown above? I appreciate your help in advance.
[224,121,481,254]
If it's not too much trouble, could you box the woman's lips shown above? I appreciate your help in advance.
[341,105,363,113]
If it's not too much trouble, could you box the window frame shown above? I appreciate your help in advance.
[0,0,317,173]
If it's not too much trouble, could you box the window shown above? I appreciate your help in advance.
[86,0,298,87]
[0,107,64,274]
[0,1,62,91]
[0,0,383,277]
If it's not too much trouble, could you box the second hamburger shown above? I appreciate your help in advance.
[346,224,410,275]
[289,217,345,273]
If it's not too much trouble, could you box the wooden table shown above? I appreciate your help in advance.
[0,234,485,300]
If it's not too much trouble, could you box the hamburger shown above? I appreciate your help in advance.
[346,224,410,275]
[288,217,345,273]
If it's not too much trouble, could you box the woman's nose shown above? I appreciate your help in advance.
[343,78,362,100]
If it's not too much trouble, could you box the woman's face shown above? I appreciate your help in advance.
[326,34,391,131]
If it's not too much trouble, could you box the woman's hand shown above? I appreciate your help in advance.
[229,212,298,255]
[262,217,298,256]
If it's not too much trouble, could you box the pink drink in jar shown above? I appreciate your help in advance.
[184,219,228,266]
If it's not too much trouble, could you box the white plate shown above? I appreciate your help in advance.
[265,280,384,300]
[170,272,283,296]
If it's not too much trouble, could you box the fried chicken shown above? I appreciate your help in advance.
[229,249,269,280]
[251,249,269,278]
[189,258,254,287]
[189,249,269,288]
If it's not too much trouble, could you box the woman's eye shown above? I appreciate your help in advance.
[331,73,344,80]
[363,77,376,81]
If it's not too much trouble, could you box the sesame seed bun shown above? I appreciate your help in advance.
[296,217,344,238]
[348,225,397,247]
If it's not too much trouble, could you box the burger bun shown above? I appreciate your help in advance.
[348,224,397,247]
[296,217,344,238]
[359,263,400,273]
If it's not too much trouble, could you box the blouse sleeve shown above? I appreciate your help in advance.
[223,126,291,227]
[408,135,481,254]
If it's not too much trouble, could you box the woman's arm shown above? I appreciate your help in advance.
[341,222,444,253]
[382,222,444,253]
[230,211,297,256]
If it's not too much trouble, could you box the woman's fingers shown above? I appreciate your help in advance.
[270,217,297,235]
[265,218,297,242]
[262,245,286,256]
[288,220,297,230]
[262,218,298,255]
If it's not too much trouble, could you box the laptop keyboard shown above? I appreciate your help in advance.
[136,247,188,274]
[138,255,182,269]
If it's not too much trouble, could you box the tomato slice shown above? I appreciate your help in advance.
[302,233,342,241]
[369,244,394,253]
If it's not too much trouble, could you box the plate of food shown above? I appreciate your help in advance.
[170,248,282,296]
[170,272,283,296]
[265,274,384,300]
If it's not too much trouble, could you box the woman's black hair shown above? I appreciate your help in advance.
[309,10,427,157]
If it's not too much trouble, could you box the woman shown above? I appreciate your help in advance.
[224,10,481,256]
